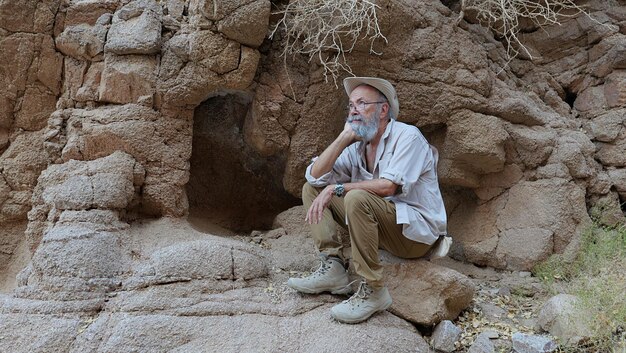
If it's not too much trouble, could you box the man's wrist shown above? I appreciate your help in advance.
[333,183,345,197]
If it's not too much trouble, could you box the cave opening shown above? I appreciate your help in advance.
[187,93,299,234]
[564,86,577,108]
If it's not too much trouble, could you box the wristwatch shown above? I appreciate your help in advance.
[333,183,345,197]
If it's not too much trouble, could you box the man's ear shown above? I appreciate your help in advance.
[381,102,390,119]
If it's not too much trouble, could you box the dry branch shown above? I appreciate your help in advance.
[270,0,388,86]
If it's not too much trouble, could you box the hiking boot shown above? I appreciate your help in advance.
[287,255,351,295]
[330,280,392,324]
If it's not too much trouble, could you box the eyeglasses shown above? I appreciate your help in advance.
[346,101,386,112]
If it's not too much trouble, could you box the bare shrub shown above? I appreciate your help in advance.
[458,0,593,60]
[269,0,388,86]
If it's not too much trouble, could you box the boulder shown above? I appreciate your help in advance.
[98,53,157,104]
[0,314,81,352]
[158,31,260,108]
[383,260,475,325]
[583,108,625,142]
[217,0,270,48]
[511,332,558,353]
[38,151,138,211]
[55,23,108,61]
[147,239,270,281]
[105,0,162,55]
[431,320,462,352]
[84,307,430,353]
[443,110,509,174]
[468,332,496,353]
[538,294,591,346]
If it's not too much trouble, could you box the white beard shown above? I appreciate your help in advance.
[347,112,379,142]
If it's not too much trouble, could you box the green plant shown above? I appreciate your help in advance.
[533,223,626,352]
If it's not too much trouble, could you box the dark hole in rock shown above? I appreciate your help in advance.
[187,93,299,233]
[564,86,577,108]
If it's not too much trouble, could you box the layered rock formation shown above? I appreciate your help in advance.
[0,0,624,351]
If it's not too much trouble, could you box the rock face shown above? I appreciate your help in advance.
[0,0,625,351]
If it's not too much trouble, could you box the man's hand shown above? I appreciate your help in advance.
[342,121,359,143]
[305,185,335,224]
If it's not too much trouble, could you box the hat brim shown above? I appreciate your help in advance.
[343,77,399,118]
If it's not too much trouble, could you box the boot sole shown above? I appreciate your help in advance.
[331,299,393,324]
[287,281,352,295]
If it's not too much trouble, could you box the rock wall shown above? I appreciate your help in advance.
[0,0,624,350]
[0,0,624,295]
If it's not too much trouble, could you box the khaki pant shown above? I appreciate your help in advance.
[302,183,431,288]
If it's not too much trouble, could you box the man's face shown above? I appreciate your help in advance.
[346,85,385,142]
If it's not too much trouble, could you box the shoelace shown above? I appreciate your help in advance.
[342,280,372,305]
[307,258,330,277]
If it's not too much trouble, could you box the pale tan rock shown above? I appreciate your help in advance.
[0,34,37,101]
[437,159,480,188]
[595,135,626,167]
[608,169,626,200]
[14,87,57,131]
[99,54,157,104]
[36,36,63,95]
[0,0,58,33]
[191,0,256,21]
[443,110,509,174]
[64,0,120,27]
[497,179,590,257]
[105,0,162,55]
[604,71,626,108]
[384,260,475,326]
[243,84,290,157]
[55,23,107,61]
[506,125,556,169]
[539,294,592,346]
[588,35,626,78]
[448,195,505,267]
[165,0,185,20]
[61,57,89,104]
[496,228,553,271]
[551,130,597,179]
[47,105,191,217]
[574,85,606,112]
[76,62,104,102]
[583,108,625,142]
[158,31,261,108]
[217,0,270,48]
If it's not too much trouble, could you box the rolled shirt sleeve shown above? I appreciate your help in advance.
[305,148,354,187]
[379,135,429,197]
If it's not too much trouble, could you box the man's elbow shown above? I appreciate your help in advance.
[382,180,400,197]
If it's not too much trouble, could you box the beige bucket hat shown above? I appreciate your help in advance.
[343,77,399,118]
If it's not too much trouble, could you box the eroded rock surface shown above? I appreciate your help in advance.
[1,0,625,351]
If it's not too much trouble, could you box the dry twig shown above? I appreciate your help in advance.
[270,0,388,86]
[458,0,592,60]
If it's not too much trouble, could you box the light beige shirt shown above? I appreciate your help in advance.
[305,120,447,245]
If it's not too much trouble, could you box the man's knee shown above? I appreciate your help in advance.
[344,189,374,214]
[302,182,318,204]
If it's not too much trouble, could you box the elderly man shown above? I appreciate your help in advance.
[287,77,448,324]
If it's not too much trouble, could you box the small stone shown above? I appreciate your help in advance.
[511,332,557,353]
[518,271,532,278]
[432,320,462,352]
[483,330,500,339]
[498,287,512,296]
[468,332,495,353]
